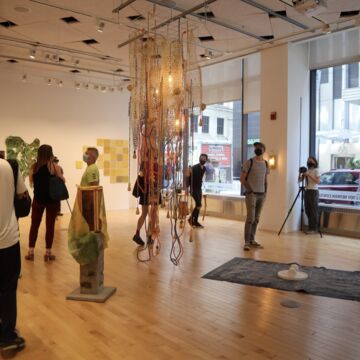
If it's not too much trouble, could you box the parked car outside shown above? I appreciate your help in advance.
[318,169,360,205]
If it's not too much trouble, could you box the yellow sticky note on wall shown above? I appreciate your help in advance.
[75,161,83,169]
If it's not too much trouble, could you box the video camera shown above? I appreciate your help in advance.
[299,166,307,174]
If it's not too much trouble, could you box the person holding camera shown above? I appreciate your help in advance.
[302,156,320,234]
[240,142,269,251]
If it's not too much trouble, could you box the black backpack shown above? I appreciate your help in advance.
[7,159,32,218]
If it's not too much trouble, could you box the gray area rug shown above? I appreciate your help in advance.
[203,258,360,302]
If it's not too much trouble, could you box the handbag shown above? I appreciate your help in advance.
[7,159,32,218]
[49,175,69,201]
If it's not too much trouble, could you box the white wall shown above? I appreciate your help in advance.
[0,70,132,212]
[287,43,310,230]
[259,43,310,232]
[260,45,289,232]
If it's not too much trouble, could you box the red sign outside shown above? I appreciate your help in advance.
[201,144,231,166]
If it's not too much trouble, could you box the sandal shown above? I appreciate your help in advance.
[44,254,56,262]
[24,253,34,261]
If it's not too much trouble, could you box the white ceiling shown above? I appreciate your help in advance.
[0,0,359,83]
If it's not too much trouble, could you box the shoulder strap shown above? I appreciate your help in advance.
[245,158,253,181]
[7,159,18,195]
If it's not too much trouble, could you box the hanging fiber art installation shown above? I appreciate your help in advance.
[128,23,203,265]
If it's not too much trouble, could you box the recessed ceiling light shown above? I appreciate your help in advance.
[14,6,30,13]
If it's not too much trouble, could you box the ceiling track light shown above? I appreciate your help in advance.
[96,18,105,33]
[56,79,63,87]
[46,78,52,85]
[29,48,36,59]
[204,48,213,60]
[321,24,331,34]
[75,81,81,90]
[22,74,27,82]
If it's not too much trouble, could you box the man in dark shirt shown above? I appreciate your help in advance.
[188,153,208,228]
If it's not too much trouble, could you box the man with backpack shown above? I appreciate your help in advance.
[240,142,269,251]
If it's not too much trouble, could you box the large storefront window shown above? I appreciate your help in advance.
[189,101,260,196]
[313,62,360,208]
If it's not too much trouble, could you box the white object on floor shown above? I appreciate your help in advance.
[277,263,308,281]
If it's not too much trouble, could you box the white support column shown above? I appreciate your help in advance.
[259,43,310,233]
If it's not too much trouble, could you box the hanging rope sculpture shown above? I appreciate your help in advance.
[128,23,204,265]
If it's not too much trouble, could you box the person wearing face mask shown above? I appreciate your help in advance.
[188,154,208,228]
[240,142,269,251]
[303,156,320,234]
[80,147,100,186]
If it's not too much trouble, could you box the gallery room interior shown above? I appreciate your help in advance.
[0,0,360,359]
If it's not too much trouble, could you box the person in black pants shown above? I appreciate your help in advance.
[0,158,27,353]
[188,154,208,228]
[303,156,321,234]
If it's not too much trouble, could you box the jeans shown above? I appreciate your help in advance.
[244,193,266,244]
[0,242,21,343]
[304,189,319,231]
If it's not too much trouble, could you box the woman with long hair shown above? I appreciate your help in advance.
[25,144,65,261]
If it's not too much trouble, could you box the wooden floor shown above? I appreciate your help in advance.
[10,210,360,360]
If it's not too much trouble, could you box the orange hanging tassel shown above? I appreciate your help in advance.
[133,150,137,159]
[199,115,203,127]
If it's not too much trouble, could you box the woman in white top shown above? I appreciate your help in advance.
[304,156,321,234]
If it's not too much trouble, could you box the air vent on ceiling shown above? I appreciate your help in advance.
[70,69,81,73]
[198,35,215,42]
[82,39,99,45]
[340,10,359,18]
[269,11,287,18]
[123,79,131,82]
[59,57,65,62]
[127,15,145,21]
[115,68,124,72]
[7,59,18,63]
[61,16,79,24]
[260,35,274,41]
[196,11,215,18]
[0,20,17,28]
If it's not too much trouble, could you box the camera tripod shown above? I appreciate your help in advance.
[278,178,322,237]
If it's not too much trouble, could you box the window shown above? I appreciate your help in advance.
[217,117,224,135]
[320,68,329,84]
[311,61,360,209]
[189,101,241,196]
[333,66,342,100]
[347,62,359,89]
[191,114,198,133]
[202,116,209,133]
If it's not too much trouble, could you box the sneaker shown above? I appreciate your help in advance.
[250,241,264,249]
[243,244,251,251]
[132,234,145,246]
[0,336,26,352]
[193,221,204,228]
